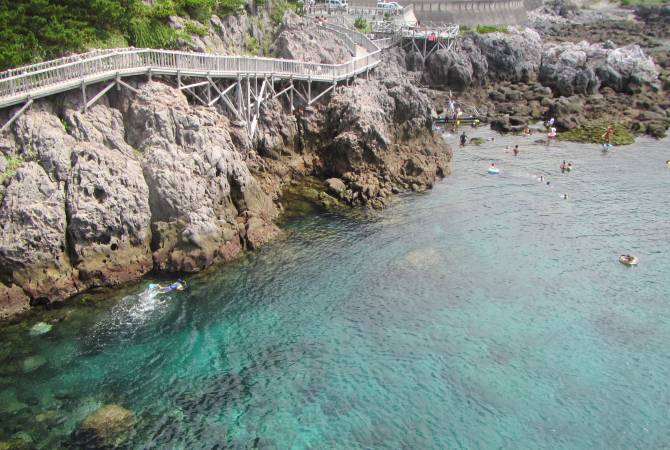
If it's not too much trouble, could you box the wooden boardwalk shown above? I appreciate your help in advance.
[0,24,393,139]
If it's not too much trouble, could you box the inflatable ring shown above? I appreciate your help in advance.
[488,167,500,174]
[619,255,638,266]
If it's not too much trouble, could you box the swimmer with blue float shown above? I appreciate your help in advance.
[149,279,188,294]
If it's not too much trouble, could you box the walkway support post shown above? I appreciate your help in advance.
[81,82,87,112]
[0,99,33,133]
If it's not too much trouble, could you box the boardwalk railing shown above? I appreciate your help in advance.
[0,25,387,110]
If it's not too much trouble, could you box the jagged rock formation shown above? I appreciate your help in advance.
[539,41,659,96]
[0,81,280,318]
[315,78,451,208]
[271,12,353,64]
[424,28,542,88]
[0,18,453,318]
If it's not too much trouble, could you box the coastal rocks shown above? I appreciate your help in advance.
[405,51,424,72]
[11,102,73,182]
[271,12,352,64]
[423,42,463,89]
[423,28,540,89]
[255,97,298,156]
[0,163,77,304]
[76,404,136,448]
[65,142,152,287]
[118,81,277,272]
[473,28,542,83]
[325,178,346,196]
[0,283,29,319]
[425,49,477,91]
[320,78,450,205]
[539,41,659,95]
[547,95,584,129]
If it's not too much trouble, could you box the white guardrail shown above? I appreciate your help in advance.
[0,24,389,109]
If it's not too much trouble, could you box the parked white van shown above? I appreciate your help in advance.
[326,0,348,10]
[376,1,403,13]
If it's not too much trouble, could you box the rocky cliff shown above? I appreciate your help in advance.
[0,15,452,320]
[0,82,282,319]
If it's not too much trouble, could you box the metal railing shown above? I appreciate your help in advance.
[0,26,385,109]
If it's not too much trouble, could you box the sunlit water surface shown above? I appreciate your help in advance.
[1,132,669,449]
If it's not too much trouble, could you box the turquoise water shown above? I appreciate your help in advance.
[1,132,670,449]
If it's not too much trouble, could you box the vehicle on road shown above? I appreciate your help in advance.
[377,1,403,13]
[326,0,348,10]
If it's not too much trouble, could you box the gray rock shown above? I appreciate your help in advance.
[473,28,542,82]
[405,51,423,72]
[118,81,277,271]
[325,178,346,196]
[66,142,152,287]
[540,41,659,95]
[271,12,352,64]
[321,78,450,195]
[0,162,77,302]
[12,102,73,182]
[548,95,585,130]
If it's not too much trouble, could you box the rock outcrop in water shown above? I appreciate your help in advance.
[317,78,450,207]
[417,6,669,138]
[0,13,452,319]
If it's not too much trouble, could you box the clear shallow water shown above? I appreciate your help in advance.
[1,132,670,449]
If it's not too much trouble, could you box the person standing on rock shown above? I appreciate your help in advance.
[460,131,467,146]
[602,125,614,144]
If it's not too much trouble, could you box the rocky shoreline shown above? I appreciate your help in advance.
[0,14,450,320]
[2,1,668,321]
[413,1,669,138]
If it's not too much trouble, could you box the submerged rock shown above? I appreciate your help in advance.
[29,322,53,336]
[21,355,47,373]
[76,404,136,448]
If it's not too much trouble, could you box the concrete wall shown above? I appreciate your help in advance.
[350,0,542,25]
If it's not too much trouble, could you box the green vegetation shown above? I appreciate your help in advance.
[245,35,260,55]
[620,0,668,5]
[0,0,246,71]
[459,24,508,34]
[557,122,635,146]
[469,137,487,145]
[354,17,371,33]
[0,155,23,184]
[184,21,209,37]
[270,0,301,25]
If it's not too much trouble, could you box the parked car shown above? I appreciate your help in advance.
[326,0,348,10]
[376,1,403,13]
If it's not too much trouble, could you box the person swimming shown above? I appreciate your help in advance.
[561,160,566,173]
[150,279,188,294]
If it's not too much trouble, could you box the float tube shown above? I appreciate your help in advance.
[619,255,638,266]
[487,167,500,175]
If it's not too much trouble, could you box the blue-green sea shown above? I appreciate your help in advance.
[1,132,670,449]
